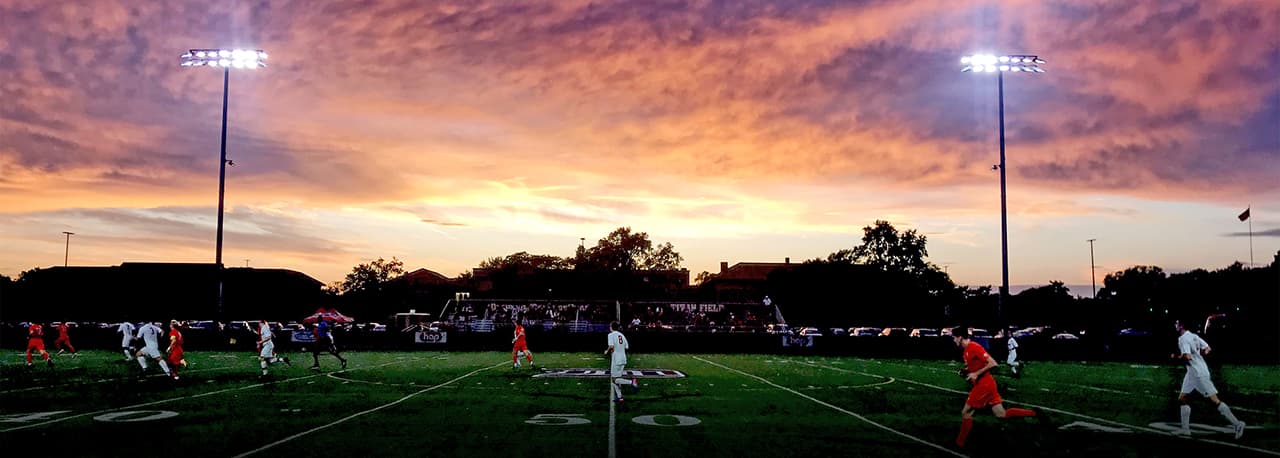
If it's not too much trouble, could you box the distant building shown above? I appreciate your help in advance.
[1,263,323,322]
[703,259,796,302]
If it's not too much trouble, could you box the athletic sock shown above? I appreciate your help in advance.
[159,360,171,376]
[1004,408,1036,419]
[956,418,973,447]
[1180,405,1191,431]
[1217,403,1241,426]
[137,356,149,370]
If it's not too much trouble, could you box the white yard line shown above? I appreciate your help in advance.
[692,356,965,457]
[801,361,1280,457]
[0,359,410,433]
[0,365,237,395]
[609,382,618,458]
[231,361,506,458]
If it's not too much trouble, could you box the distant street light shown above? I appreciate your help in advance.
[961,53,1046,321]
[180,48,267,321]
[61,231,74,267]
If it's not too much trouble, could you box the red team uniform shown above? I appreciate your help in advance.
[55,322,76,354]
[168,327,184,377]
[512,324,532,366]
[26,323,51,366]
[963,341,1002,408]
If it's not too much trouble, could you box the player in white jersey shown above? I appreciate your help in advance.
[135,322,172,377]
[117,321,137,361]
[1005,328,1021,378]
[604,321,638,403]
[257,320,291,377]
[1171,319,1245,438]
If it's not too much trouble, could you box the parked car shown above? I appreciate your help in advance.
[828,328,847,337]
[850,327,880,337]
[910,328,939,338]
[283,322,306,331]
[1117,328,1150,337]
[970,328,991,338]
[1051,332,1079,340]
[188,320,218,330]
[879,327,908,337]
[766,324,791,335]
[798,327,823,337]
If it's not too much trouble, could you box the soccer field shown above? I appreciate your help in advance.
[1,350,1277,457]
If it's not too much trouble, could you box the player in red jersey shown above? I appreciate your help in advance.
[26,323,53,368]
[511,318,533,368]
[166,320,186,380]
[952,327,1037,448]
[54,322,78,357]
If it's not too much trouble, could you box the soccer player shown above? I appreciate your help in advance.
[1005,327,1021,378]
[166,320,185,380]
[604,321,637,403]
[117,321,137,361]
[309,319,347,371]
[1171,319,1245,438]
[952,327,1036,448]
[511,318,533,368]
[257,320,290,377]
[25,322,53,368]
[54,322,78,358]
[135,321,173,378]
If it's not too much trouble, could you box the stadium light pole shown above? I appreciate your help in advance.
[961,53,1045,322]
[180,48,267,322]
[1087,239,1097,298]
[62,231,74,267]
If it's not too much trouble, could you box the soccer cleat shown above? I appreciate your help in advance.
[631,378,639,393]
[340,359,348,370]
[46,359,54,368]
[282,356,292,367]
[1234,422,1246,440]
[309,365,321,371]
[1171,429,1192,437]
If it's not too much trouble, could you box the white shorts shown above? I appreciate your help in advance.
[611,363,626,378]
[122,337,134,348]
[1181,371,1218,397]
[139,346,162,359]
[1006,351,1018,365]
[259,341,275,358]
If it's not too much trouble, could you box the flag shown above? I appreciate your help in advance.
[1238,207,1250,221]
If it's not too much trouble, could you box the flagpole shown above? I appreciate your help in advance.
[1248,204,1253,268]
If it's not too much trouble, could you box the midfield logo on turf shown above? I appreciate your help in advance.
[533,368,686,378]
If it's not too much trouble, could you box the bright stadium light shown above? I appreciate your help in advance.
[959,52,1046,322]
[179,48,268,323]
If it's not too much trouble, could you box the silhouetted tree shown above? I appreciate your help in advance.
[479,252,571,270]
[577,227,683,271]
[694,271,716,285]
[340,257,406,295]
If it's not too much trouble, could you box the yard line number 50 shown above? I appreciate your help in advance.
[525,413,701,427]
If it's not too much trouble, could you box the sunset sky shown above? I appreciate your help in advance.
[1,0,1277,292]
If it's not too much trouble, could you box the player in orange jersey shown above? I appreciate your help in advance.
[952,327,1037,448]
[26,322,53,368]
[166,320,186,380]
[54,322,78,357]
[511,318,533,368]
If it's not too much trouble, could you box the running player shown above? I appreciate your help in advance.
[1005,327,1020,378]
[54,322,78,358]
[604,321,637,403]
[511,318,533,368]
[166,320,185,380]
[309,319,347,370]
[257,320,290,377]
[952,327,1037,448]
[135,321,173,378]
[117,321,137,361]
[1171,319,1245,438]
[26,322,53,368]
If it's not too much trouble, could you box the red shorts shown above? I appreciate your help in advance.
[513,342,528,353]
[27,339,45,352]
[55,336,72,346]
[966,375,1003,408]
[168,348,184,365]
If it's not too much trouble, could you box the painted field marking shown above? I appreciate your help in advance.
[692,356,965,457]
[231,362,506,458]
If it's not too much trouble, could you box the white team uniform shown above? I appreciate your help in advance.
[1006,336,1019,365]
[136,323,163,359]
[1178,331,1217,396]
[118,322,136,348]
[608,330,629,377]
[259,325,275,358]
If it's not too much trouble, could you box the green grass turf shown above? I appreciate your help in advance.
[1,350,1276,457]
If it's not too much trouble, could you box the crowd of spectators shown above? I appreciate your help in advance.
[441,301,779,333]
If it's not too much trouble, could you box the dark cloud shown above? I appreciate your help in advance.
[1224,228,1280,238]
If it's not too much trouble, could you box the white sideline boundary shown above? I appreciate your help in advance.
[0,359,411,433]
[800,361,1280,457]
[692,356,965,457]
[231,361,506,458]
[0,365,238,395]
[609,381,617,458]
